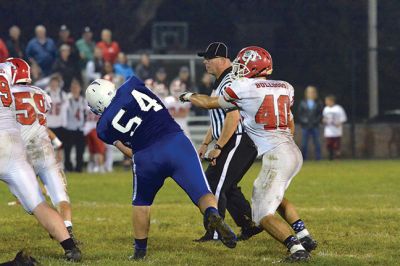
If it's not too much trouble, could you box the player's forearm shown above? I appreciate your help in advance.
[189,94,221,109]
[114,141,133,158]
[202,127,213,145]
[216,111,239,147]
[288,117,295,135]
[47,128,56,140]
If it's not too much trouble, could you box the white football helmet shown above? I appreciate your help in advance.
[86,79,116,115]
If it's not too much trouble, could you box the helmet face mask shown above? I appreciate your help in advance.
[231,46,273,80]
[86,79,116,115]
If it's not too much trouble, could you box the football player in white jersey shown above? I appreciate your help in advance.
[180,47,317,262]
[0,58,81,261]
[9,58,79,245]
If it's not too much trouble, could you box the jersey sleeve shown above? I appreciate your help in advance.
[287,82,295,107]
[96,119,116,145]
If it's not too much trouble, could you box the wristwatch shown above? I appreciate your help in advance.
[214,144,222,150]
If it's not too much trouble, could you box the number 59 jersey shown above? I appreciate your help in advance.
[97,76,182,151]
[11,85,51,142]
[223,78,295,156]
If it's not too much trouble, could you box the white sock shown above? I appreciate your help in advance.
[290,243,305,254]
[64,220,73,228]
[296,229,310,239]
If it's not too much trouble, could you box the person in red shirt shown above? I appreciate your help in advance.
[96,29,120,63]
[0,38,9,61]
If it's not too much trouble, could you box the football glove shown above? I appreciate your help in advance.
[179,92,196,102]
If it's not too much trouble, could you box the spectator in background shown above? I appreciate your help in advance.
[86,46,104,82]
[52,44,82,91]
[75,26,95,69]
[177,66,192,90]
[45,75,68,165]
[193,72,214,115]
[322,95,347,160]
[96,29,120,63]
[26,25,57,76]
[6,25,24,58]
[0,38,9,61]
[297,85,323,160]
[151,82,169,105]
[84,107,105,173]
[165,79,191,138]
[197,72,213,94]
[103,61,124,87]
[135,53,153,80]
[57,25,80,66]
[113,52,134,81]
[154,67,168,86]
[64,79,86,172]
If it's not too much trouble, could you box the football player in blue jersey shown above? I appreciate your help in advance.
[86,78,237,260]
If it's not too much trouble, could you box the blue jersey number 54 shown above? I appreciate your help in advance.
[112,90,163,136]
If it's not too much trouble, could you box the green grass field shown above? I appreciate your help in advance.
[1,160,399,265]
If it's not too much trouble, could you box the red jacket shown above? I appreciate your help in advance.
[96,41,120,63]
[0,39,9,61]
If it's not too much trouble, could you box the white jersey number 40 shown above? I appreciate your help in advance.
[112,89,163,136]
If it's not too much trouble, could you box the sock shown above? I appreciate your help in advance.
[284,235,305,254]
[291,219,310,239]
[64,220,73,228]
[134,238,148,251]
[60,238,76,251]
[291,219,305,233]
[203,207,219,230]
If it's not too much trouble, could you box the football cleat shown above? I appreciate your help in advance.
[205,212,237,248]
[64,247,82,262]
[299,235,318,252]
[237,226,263,241]
[129,249,146,261]
[193,231,218,242]
[67,226,81,246]
[282,250,311,263]
[12,249,39,266]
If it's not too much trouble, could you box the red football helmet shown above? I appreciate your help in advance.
[6,58,32,84]
[232,46,273,79]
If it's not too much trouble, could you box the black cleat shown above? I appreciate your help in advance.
[283,250,311,263]
[67,226,81,246]
[129,249,146,261]
[206,212,237,248]
[237,226,263,241]
[299,235,318,252]
[12,249,40,266]
[193,231,217,242]
[64,247,82,262]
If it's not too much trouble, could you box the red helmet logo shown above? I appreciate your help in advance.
[232,46,273,79]
[6,58,32,84]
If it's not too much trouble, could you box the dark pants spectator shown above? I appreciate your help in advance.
[301,127,321,160]
[326,137,341,160]
[64,129,85,172]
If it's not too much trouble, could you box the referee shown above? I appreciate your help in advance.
[195,42,262,241]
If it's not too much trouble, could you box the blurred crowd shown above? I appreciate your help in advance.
[0,24,215,172]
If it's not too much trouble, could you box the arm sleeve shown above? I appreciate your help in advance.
[340,106,347,123]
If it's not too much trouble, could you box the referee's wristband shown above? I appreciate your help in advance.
[214,144,222,150]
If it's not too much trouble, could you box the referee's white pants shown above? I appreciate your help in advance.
[252,141,303,225]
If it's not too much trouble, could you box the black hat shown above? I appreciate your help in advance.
[197,42,228,59]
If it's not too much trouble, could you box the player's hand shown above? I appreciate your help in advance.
[198,144,208,159]
[207,149,221,166]
[179,92,195,102]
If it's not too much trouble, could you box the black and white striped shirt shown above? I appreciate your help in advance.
[210,67,244,140]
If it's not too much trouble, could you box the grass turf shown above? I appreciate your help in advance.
[0,160,399,265]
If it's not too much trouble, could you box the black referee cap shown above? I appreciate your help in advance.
[197,42,228,59]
